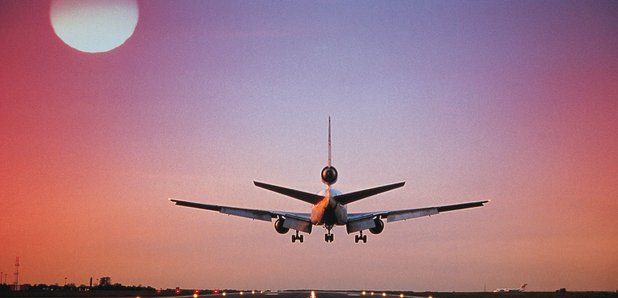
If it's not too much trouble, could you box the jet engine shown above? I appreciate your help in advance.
[321,166,338,185]
[274,218,289,234]
[369,218,384,234]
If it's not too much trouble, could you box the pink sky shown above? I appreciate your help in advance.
[1,0,617,292]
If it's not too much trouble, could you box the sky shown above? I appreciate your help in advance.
[1,0,617,292]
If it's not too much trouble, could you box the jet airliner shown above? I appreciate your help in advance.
[170,118,488,243]
[494,284,528,292]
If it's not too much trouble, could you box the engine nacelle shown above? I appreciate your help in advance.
[274,218,289,234]
[369,218,384,234]
[321,166,338,185]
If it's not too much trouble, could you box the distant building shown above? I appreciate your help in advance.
[99,277,111,287]
[10,284,29,291]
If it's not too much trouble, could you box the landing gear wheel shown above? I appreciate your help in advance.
[324,226,334,242]
[355,231,367,243]
[292,231,304,243]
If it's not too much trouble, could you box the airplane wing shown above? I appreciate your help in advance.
[346,200,488,233]
[169,199,313,233]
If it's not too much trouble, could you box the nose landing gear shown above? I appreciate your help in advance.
[324,226,334,242]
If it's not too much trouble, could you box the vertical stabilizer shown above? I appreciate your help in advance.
[328,116,332,166]
[321,116,338,185]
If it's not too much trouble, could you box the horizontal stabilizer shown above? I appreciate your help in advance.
[254,181,323,205]
[335,182,405,205]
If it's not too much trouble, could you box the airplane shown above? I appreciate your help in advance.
[493,284,528,293]
[170,118,488,243]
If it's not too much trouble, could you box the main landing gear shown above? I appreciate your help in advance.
[292,230,304,243]
[355,230,367,243]
[324,226,334,242]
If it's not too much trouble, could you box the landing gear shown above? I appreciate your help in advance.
[292,230,304,243]
[324,226,334,242]
[355,230,367,243]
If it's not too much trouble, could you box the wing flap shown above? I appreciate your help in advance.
[386,200,488,222]
[387,207,438,222]
[436,201,488,212]
[220,206,272,221]
[281,216,313,233]
[346,217,377,234]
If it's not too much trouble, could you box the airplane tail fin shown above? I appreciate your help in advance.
[320,117,339,186]
[521,284,527,290]
[327,116,332,167]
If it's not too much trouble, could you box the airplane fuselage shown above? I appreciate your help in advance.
[311,188,347,226]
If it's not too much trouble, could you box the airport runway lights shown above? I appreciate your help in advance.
[361,290,366,296]
[310,290,316,298]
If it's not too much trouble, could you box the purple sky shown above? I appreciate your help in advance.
[1,0,617,292]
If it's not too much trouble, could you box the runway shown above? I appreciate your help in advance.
[185,291,420,298]
[172,291,618,298]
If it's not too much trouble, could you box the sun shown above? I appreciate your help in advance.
[50,0,139,53]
